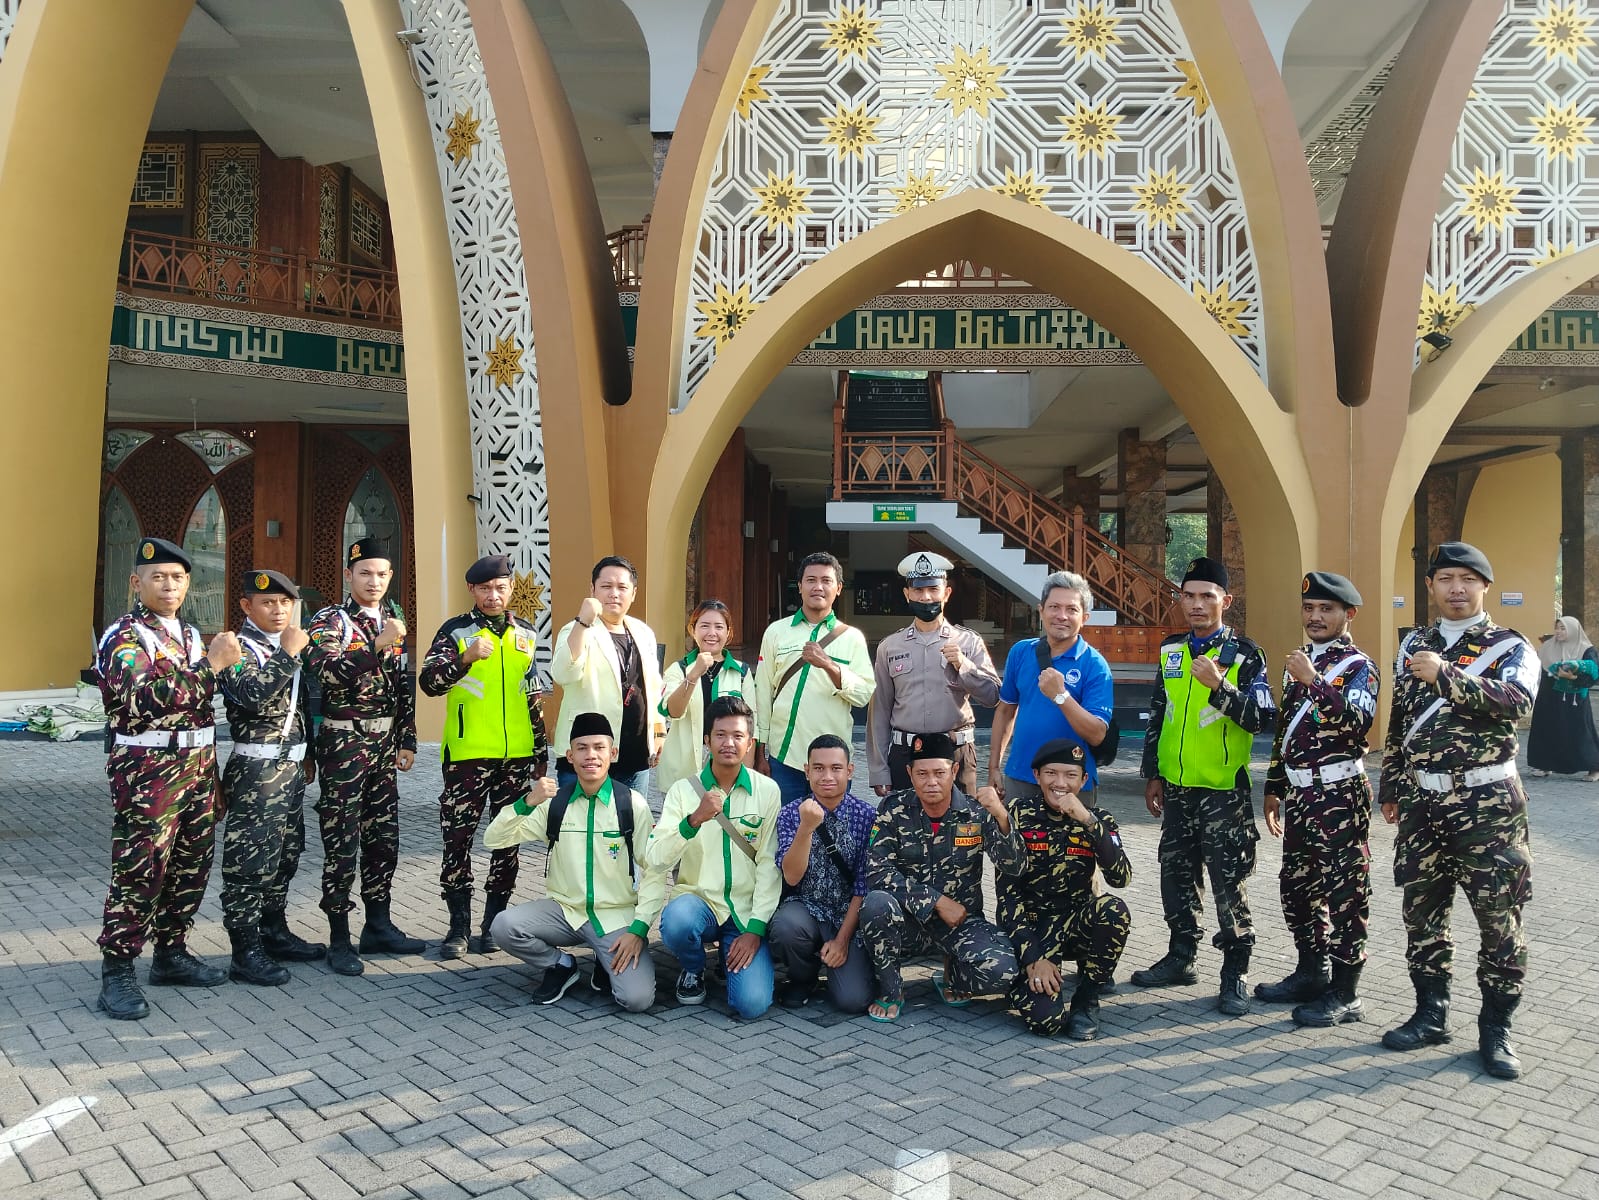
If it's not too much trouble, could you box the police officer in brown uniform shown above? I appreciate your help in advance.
[868,552,1000,798]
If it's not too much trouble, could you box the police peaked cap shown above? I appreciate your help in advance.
[1427,541,1493,583]
[907,731,959,762]
[898,551,953,585]
[1301,571,1361,608]
[1180,556,1230,590]
[347,538,390,566]
[465,554,514,585]
[1031,738,1088,772]
[136,537,191,572]
[569,712,614,742]
[242,568,299,599]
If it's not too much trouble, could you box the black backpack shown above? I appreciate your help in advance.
[543,779,638,877]
[1035,637,1119,767]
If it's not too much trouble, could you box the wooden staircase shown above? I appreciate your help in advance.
[833,372,1181,627]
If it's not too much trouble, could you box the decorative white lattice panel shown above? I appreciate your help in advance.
[399,0,552,667]
[0,2,17,63]
[682,0,1264,408]
[1422,0,1599,352]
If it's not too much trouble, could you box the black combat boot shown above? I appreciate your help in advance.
[1381,971,1452,1050]
[259,908,326,962]
[1218,946,1252,1016]
[148,941,228,987]
[97,954,149,1020]
[440,889,472,960]
[474,893,510,954]
[1293,960,1364,1027]
[1255,946,1331,1003]
[327,912,365,977]
[359,898,426,955]
[1478,989,1523,1080]
[1130,941,1198,987]
[228,927,291,986]
[1065,981,1102,1041]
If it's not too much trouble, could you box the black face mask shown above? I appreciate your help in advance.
[907,599,944,623]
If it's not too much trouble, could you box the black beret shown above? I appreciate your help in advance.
[347,538,390,567]
[908,732,959,762]
[1427,541,1493,583]
[1031,738,1088,772]
[569,712,614,742]
[136,537,191,571]
[1301,571,1361,607]
[1180,556,1229,590]
[242,569,299,599]
[465,554,513,585]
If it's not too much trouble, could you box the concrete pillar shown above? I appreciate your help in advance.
[1206,468,1247,633]
[1117,429,1166,576]
[1560,434,1599,625]
[1061,466,1100,528]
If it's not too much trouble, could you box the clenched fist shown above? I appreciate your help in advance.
[797,797,826,831]
[578,596,603,627]
[1037,666,1066,699]
[689,650,719,679]
[207,631,242,670]
[463,635,495,663]
[375,618,406,650]
[280,625,310,657]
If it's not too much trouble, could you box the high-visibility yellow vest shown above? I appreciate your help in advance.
[1156,638,1253,789]
[444,618,538,761]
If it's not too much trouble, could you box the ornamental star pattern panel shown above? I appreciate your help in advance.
[398,0,552,670]
[682,0,1264,407]
[0,2,17,63]
[1423,0,1599,351]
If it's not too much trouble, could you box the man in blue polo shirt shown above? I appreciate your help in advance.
[990,571,1114,801]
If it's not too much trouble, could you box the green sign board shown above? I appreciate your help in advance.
[873,504,917,523]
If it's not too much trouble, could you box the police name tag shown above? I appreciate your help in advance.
[1163,649,1184,679]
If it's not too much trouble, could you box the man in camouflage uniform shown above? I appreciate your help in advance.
[999,740,1131,1040]
[219,569,325,987]
[95,537,241,1020]
[1135,557,1275,1016]
[1258,572,1379,1027]
[419,553,548,959]
[1379,542,1537,1080]
[307,538,422,975]
[861,732,1024,1020]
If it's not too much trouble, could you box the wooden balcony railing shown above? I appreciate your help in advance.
[119,229,402,328]
[609,222,648,290]
[834,414,1181,626]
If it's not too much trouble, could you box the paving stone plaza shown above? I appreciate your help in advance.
[3,734,1596,1200]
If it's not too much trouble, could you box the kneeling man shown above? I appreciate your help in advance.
[486,713,657,1010]
[999,740,1132,1039]
[861,733,1023,1020]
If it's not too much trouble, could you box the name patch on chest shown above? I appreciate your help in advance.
[953,821,982,847]
[1163,650,1185,678]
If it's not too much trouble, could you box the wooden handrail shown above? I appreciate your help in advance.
[119,228,401,327]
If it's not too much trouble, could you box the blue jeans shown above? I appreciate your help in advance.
[558,767,649,796]
[766,758,811,806]
[658,894,774,1019]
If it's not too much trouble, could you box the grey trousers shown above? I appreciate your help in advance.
[767,899,875,1013]
[492,898,656,1013]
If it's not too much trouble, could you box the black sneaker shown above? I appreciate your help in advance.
[530,961,581,1006]
[778,978,815,1009]
[676,970,707,1006]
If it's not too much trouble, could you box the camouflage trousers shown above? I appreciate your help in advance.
[1157,783,1259,952]
[438,756,536,897]
[1393,776,1532,995]
[220,752,307,930]
[98,746,219,959]
[1010,894,1131,1036]
[315,725,399,917]
[1279,776,1371,966]
[859,890,1018,1002]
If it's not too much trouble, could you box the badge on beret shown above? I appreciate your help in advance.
[351,542,361,559]
[255,572,271,590]
[1190,559,1201,573]
[913,736,923,752]
[142,543,154,560]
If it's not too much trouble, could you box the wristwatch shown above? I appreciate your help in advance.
[1053,691,1069,706]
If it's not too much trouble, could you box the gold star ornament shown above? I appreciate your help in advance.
[888,170,948,214]
[1174,60,1210,116]
[445,108,481,164]
[753,171,813,231]
[484,334,524,390]
[737,66,772,119]
[992,167,1048,207]
[822,4,882,61]
[933,45,1009,119]
[509,571,546,623]
[1416,282,1472,340]
[1459,167,1520,234]
[820,101,883,160]
[1530,1,1594,63]
[1059,100,1122,158]
[1132,168,1193,229]
[695,282,759,349]
[1531,99,1593,161]
[1194,281,1249,338]
[1059,2,1121,58]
